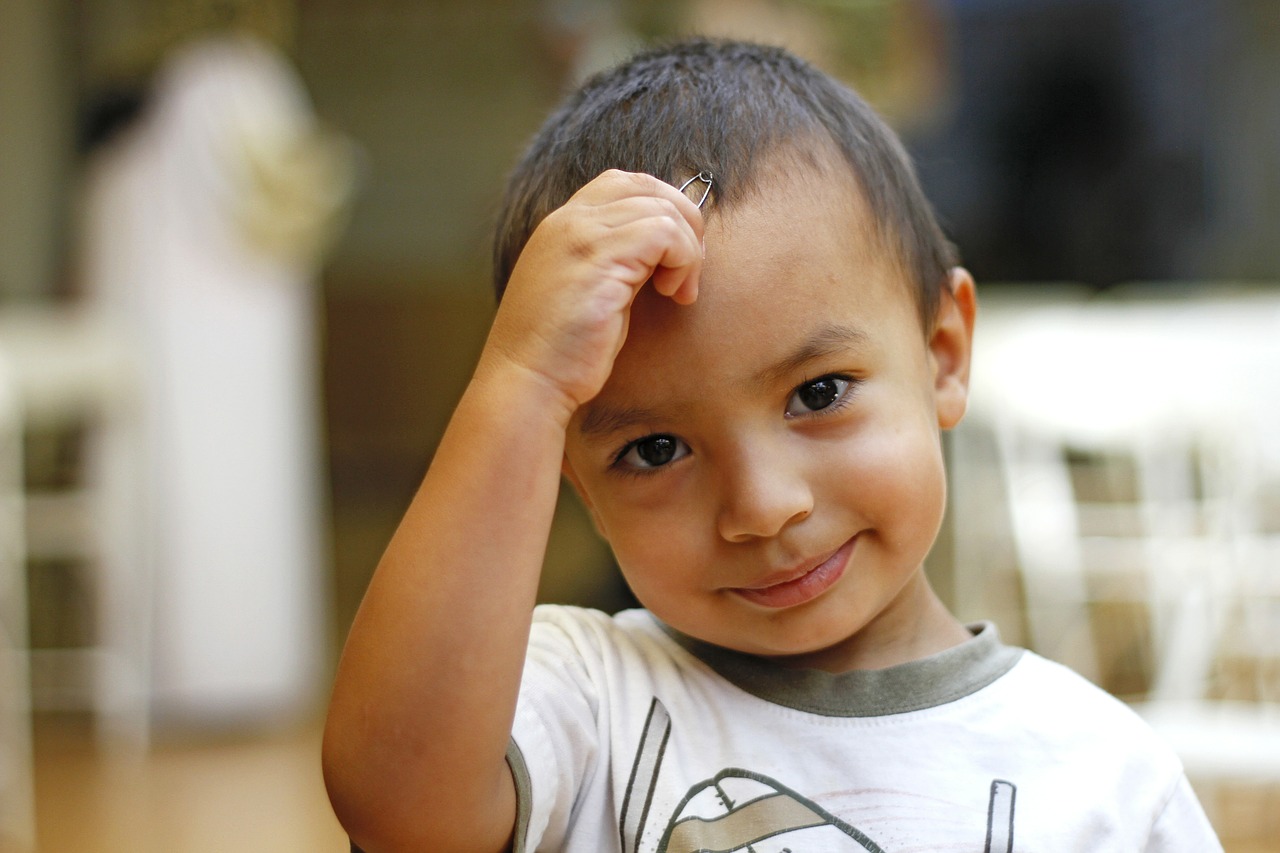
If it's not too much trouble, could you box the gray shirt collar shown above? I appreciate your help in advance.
[659,620,1023,717]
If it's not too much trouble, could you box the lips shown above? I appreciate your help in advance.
[730,537,855,609]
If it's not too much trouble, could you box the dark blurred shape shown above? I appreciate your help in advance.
[76,85,148,156]
[910,0,1223,287]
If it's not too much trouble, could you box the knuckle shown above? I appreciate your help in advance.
[599,168,641,191]
[650,196,680,218]
[565,232,596,262]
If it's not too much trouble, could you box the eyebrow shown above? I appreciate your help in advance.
[577,402,668,441]
[575,323,867,441]
[751,323,869,387]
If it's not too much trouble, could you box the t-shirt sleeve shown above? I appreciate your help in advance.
[509,609,607,853]
[1143,773,1223,852]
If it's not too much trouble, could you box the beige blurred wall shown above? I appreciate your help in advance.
[297,3,563,294]
[0,0,73,300]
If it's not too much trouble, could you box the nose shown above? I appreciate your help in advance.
[715,443,814,542]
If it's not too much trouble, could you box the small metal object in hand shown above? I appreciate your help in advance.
[678,171,714,209]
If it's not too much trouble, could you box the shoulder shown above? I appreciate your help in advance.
[997,650,1183,767]
[1001,650,1147,722]
[529,603,667,647]
[1005,650,1143,716]
[1005,654,1223,847]
[526,604,688,678]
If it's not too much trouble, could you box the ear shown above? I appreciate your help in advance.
[561,456,608,540]
[929,267,977,430]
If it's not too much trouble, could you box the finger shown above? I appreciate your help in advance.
[599,215,702,298]
[609,173,706,302]
[580,170,706,242]
[652,264,699,305]
[563,171,705,305]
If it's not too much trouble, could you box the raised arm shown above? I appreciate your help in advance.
[321,171,704,853]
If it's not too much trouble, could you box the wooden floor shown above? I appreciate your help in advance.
[1200,778,1280,853]
[29,713,348,853]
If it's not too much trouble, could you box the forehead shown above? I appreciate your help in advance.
[584,160,923,412]
[707,153,877,286]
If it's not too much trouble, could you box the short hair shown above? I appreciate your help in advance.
[493,37,957,328]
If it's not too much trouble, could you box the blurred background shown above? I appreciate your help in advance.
[0,0,1277,850]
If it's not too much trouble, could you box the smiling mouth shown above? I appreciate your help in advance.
[730,537,856,610]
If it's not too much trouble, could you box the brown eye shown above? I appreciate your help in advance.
[787,376,851,416]
[636,436,677,466]
[618,434,689,470]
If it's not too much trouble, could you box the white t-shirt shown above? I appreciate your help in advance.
[510,605,1221,852]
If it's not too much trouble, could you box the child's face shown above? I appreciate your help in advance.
[562,160,975,671]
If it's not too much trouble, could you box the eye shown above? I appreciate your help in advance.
[616,434,689,470]
[786,376,852,416]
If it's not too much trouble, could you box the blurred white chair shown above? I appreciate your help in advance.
[0,304,149,748]
[0,355,35,851]
[953,287,1280,784]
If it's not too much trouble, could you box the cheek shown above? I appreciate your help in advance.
[617,520,696,566]
[592,496,702,585]
[599,497,731,625]
[611,536,703,626]
[836,417,947,529]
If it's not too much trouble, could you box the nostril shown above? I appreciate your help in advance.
[716,482,814,542]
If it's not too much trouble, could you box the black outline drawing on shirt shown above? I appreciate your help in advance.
[621,697,1019,853]
[620,697,673,853]
[659,767,887,852]
[986,779,1017,853]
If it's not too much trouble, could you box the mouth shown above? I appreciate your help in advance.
[730,536,856,610]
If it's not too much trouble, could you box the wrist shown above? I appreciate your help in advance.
[469,349,582,434]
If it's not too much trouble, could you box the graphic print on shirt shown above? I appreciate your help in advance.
[621,697,1018,853]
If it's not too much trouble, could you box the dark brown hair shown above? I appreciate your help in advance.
[493,38,957,327]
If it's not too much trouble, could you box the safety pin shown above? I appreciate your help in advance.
[678,170,714,209]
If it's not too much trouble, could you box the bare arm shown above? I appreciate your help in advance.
[322,171,704,853]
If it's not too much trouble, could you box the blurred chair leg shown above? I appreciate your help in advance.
[87,378,151,749]
[0,359,35,851]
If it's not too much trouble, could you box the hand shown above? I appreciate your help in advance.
[480,170,705,421]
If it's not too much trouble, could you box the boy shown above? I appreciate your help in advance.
[323,39,1221,852]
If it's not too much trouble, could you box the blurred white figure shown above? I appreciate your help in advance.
[79,31,353,726]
